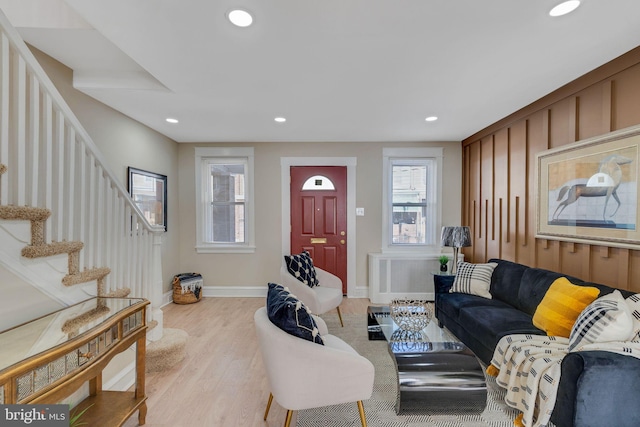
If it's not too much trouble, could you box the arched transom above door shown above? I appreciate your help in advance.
[302,175,336,191]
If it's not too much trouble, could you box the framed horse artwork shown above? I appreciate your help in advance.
[537,124,640,249]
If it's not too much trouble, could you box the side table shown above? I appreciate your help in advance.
[432,272,455,327]
[432,272,455,294]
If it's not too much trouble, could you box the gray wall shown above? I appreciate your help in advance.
[178,141,462,291]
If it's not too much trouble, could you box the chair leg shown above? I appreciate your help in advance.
[337,305,344,327]
[357,401,367,427]
[283,409,294,427]
[264,393,273,420]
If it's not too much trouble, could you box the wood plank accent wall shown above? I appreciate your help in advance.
[462,46,640,292]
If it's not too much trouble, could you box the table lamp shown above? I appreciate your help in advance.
[441,226,471,275]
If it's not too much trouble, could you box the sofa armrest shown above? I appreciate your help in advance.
[552,351,640,427]
[280,266,318,302]
[312,314,329,336]
[315,267,343,290]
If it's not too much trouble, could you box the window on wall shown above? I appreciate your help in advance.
[382,147,443,251]
[195,147,255,253]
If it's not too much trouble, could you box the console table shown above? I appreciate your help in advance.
[0,297,149,426]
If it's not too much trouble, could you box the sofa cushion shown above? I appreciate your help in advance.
[569,290,634,351]
[284,251,319,288]
[517,268,581,315]
[457,305,545,352]
[533,277,600,337]
[488,258,529,307]
[451,262,497,299]
[581,282,634,299]
[437,292,513,323]
[266,282,324,344]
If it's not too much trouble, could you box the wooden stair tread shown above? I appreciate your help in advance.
[21,241,84,258]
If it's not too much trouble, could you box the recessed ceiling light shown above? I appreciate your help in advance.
[228,9,253,27]
[549,1,580,17]
[274,117,286,123]
[425,116,438,122]
[166,118,179,124]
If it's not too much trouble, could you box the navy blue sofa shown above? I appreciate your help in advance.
[435,258,640,427]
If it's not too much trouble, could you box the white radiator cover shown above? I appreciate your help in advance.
[368,252,462,304]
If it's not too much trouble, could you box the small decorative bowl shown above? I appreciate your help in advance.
[389,299,433,332]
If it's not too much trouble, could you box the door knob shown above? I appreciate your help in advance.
[340,239,345,245]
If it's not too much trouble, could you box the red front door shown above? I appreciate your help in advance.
[290,166,347,293]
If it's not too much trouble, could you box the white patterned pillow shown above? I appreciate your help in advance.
[625,293,640,342]
[450,262,497,299]
[569,290,634,351]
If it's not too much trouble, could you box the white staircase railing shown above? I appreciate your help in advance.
[0,10,164,328]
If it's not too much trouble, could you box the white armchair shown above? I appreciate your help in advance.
[254,307,374,427]
[280,265,344,326]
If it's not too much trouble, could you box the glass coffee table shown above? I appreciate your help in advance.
[367,305,486,414]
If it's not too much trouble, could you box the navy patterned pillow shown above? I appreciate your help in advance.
[266,283,323,345]
[284,251,319,288]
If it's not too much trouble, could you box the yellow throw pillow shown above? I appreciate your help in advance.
[532,277,600,337]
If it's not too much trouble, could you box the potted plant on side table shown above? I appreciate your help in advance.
[438,255,449,273]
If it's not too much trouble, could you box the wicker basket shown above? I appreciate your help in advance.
[172,273,203,304]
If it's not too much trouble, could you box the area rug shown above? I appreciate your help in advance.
[297,313,523,427]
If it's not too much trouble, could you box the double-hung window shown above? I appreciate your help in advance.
[382,147,443,251]
[195,147,255,253]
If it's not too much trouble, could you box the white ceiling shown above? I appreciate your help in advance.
[2,0,640,143]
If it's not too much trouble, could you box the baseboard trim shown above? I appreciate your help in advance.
[161,287,265,304]
[163,286,370,301]
[202,286,266,298]
[348,286,369,299]
[104,359,135,392]
[161,290,173,307]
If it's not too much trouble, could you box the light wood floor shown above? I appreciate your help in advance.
[123,297,371,427]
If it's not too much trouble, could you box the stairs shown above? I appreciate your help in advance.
[0,9,183,376]
[1,162,185,371]
[0,164,129,301]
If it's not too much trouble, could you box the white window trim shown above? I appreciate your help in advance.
[382,147,443,253]
[195,147,255,253]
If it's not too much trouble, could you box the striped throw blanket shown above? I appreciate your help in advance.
[490,291,640,427]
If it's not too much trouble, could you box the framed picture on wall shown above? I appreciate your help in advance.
[128,167,167,231]
[536,125,640,248]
